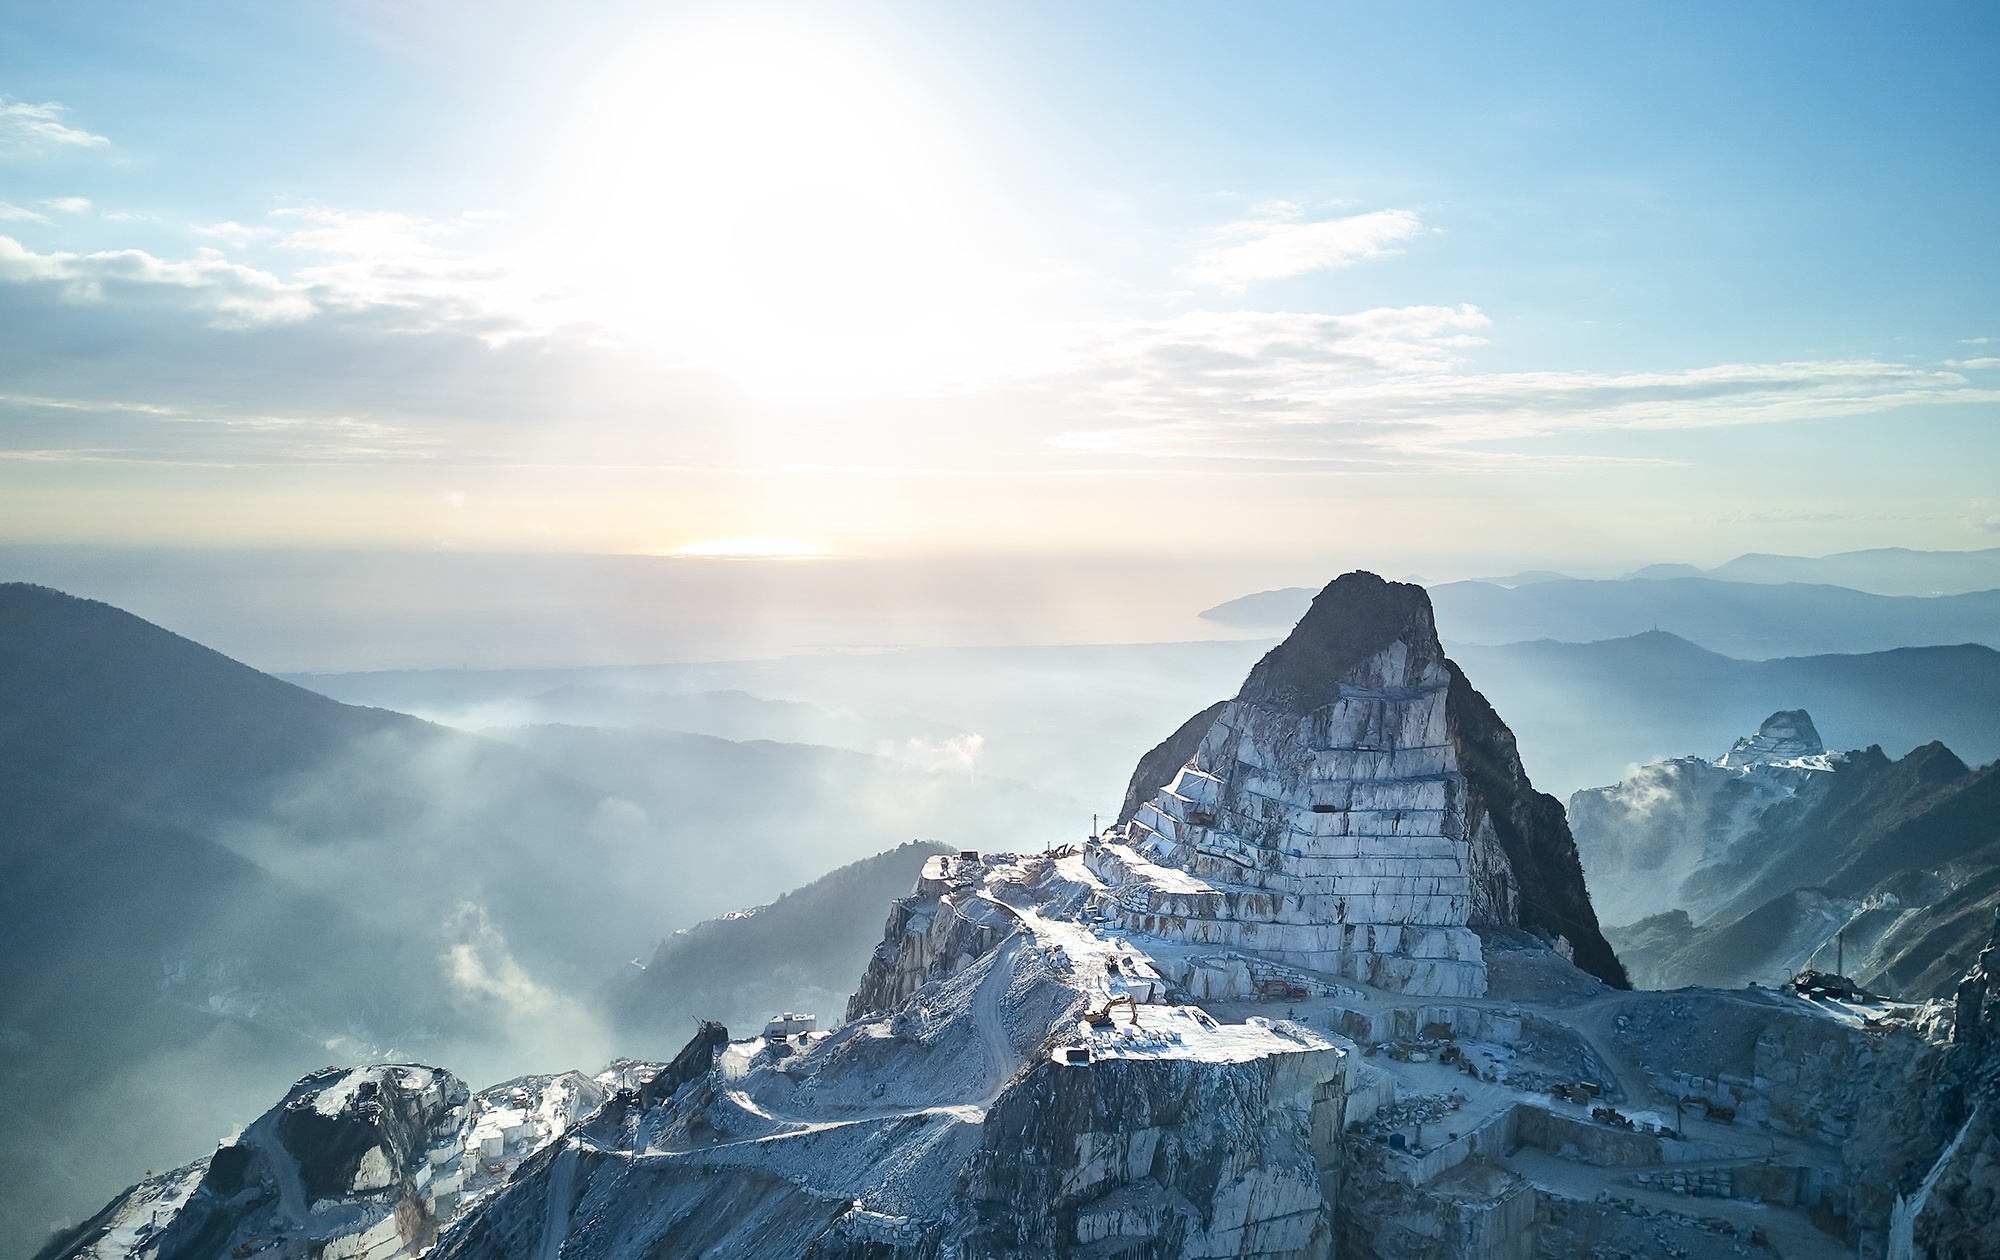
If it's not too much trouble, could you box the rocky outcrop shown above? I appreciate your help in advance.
[962,1049,1346,1257]
[38,1065,620,1260]
[1717,709,1826,768]
[1121,701,1230,826]
[1443,663,1627,989]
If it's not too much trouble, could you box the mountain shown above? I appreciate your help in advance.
[604,841,950,1043]
[1570,711,2000,997]
[291,672,966,757]
[1162,571,1625,988]
[1199,575,2000,659]
[62,569,2000,1259]
[1631,545,2000,597]
[1446,632,2000,798]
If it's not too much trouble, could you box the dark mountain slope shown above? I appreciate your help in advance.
[0,769,447,1260]
[0,584,402,819]
[605,841,951,1045]
[1582,725,2000,998]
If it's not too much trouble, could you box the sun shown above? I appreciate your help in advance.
[542,20,1022,398]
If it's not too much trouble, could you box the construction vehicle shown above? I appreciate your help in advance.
[1681,1094,1737,1124]
[1085,994,1140,1027]
[1785,969,1866,1001]
[1257,978,1309,1001]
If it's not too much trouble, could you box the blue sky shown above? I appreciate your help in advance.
[2,0,1997,572]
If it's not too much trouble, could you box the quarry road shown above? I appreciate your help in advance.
[241,1109,309,1232]
[532,1147,577,1260]
[683,926,1032,1156]
[972,933,1027,1101]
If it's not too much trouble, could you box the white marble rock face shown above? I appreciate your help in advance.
[1098,636,1491,998]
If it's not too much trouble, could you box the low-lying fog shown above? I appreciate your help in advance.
[4,546,1999,1259]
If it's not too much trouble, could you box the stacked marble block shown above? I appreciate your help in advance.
[1095,645,1488,999]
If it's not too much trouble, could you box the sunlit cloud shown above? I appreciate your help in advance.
[192,220,281,245]
[1049,326,2000,466]
[0,234,314,325]
[42,196,91,214]
[0,97,109,151]
[1189,207,1424,287]
[0,201,50,223]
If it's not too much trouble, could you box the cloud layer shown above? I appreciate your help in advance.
[0,202,1991,479]
[1190,207,1424,287]
[0,97,110,151]
[1050,307,1999,467]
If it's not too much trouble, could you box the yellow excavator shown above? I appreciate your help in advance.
[1084,994,1140,1027]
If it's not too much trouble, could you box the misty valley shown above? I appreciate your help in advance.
[4,557,2000,1259]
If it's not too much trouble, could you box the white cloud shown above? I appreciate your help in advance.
[0,201,49,223]
[42,196,91,213]
[0,235,313,325]
[1946,357,2000,369]
[1189,207,1423,287]
[0,97,109,151]
[1046,307,2000,468]
[192,221,280,245]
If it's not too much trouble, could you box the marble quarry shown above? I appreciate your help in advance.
[1099,571,1617,1000]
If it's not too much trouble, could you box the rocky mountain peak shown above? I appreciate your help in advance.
[1113,570,1626,993]
[1236,571,1444,715]
[1716,708,1825,767]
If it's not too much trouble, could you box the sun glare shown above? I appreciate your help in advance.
[544,21,1033,398]
[669,537,830,558]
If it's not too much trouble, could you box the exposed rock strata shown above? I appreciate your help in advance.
[1108,572,1623,996]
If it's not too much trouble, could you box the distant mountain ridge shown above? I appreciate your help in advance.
[1200,575,2000,659]
[1624,545,2000,596]
[1443,631,2000,798]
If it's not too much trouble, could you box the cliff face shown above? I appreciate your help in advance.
[963,1051,1345,1258]
[1892,910,2000,1257]
[1443,662,1628,989]
[1120,701,1229,826]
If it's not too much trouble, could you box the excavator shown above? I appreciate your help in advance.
[1084,994,1140,1027]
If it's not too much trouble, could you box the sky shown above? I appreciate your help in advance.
[2,0,1999,576]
